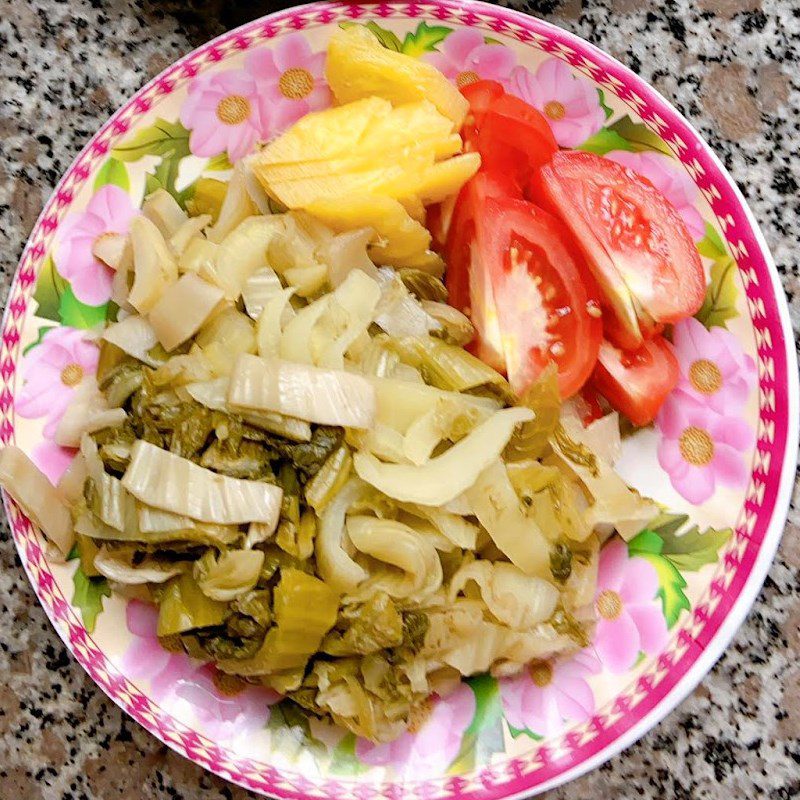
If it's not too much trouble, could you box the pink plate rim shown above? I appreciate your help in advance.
[2,2,798,798]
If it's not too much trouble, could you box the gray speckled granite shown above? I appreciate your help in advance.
[0,1,798,798]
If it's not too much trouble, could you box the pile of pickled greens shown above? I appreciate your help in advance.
[0,30,658,744]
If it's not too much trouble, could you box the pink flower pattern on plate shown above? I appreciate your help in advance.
[245,34,332,138]
[670,317,757,414]
[592,540,668,673]
[355,683,476,777]
[16,326,99,439]
[605,150,706,241]
[509,58,606,147]
[30,440,76,485]
[499,649,601,737]
[656,391,754,505]
[54,184,138,305]
[122,601,278,740]
[180,69,265,162]
[425,29,517,89]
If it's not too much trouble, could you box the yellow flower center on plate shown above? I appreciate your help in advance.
[279,67,314,99]
[456,70,480,88]
[544,100,566,120]
[679,425,715,466]
[216,94,251,125]
[60,363,84,387]
[689,358,722,395]
[596,589,623,620]
[529,661,553,687]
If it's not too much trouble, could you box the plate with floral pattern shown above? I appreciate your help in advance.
[3,2,797,798]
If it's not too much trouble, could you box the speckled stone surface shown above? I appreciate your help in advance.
[0,1,798,798]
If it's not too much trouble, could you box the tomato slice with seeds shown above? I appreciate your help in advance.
[540,151,705,349]
[475,196,602,397]
[591,336,679,426]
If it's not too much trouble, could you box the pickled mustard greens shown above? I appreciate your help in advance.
[0,32,660,745]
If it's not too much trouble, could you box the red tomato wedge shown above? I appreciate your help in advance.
[460,81,558,197]
[573,385,605,427]
[460,80,505,150]
[592,336,679,426]
[540,151,705,349]
[444,171,517,371]
[476,197,602,397]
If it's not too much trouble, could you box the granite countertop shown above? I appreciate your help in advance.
[1,0,798,797]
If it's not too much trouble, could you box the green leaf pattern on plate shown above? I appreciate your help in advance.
[629,514,731,628]
[67,547,111,634]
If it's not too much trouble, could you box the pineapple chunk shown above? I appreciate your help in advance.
[251,97,471,210]
[326,26,469,127]
[306,195,431,265]
[375,152,481,206]
[375,247,446,277]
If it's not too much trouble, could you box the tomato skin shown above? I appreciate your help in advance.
[576,385,605,427]
[592,336,679,426]
[540,151,705,347]
[444,171,518,371]
[459,80,557,198]
[475,196,602,398]
[460,80,506,149]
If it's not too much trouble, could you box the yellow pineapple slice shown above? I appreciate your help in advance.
[326,25,469,127]
[251,97,470,210]
[375,247,446,277]
[306,195,431,264]
[399,196,426,224]
[374,152,481,206]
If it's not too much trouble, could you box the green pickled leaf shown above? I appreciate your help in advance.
[32,255,69,322]
[578,127,634,155]
[70,560,111,633]
[283,426,344,477]
[59,286,108,329]
[607,115,674,156]
[157,573,229,636]
[304,445,352,513]
[597,88,614,120]
[695,255,739,330]
[401,21,452,57]
[111,118,192,162]
[504,363,560,461]
[401,610,428,653]
[397,268,448,303]
[549,606,590,648]
[551,423,599,477]
[93,157,130,192]
[199,439,273,480]
[340,20,403,52]
[323,593,403,656]
[233,589,272,627]
[23,325,56,356]
[549,542,573,583]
